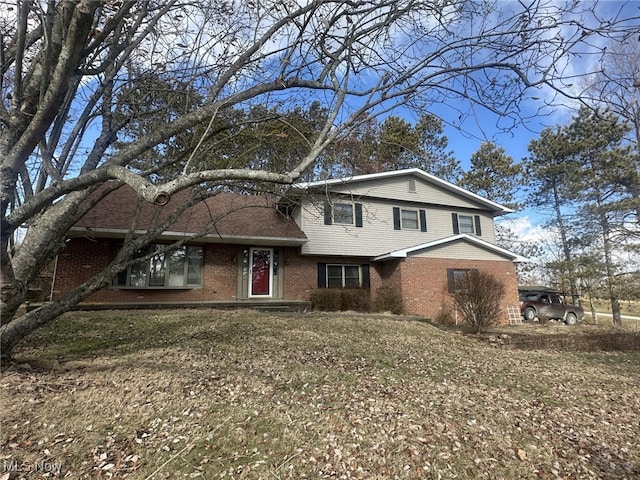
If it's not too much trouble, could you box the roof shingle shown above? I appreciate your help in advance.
[72,186,307,244]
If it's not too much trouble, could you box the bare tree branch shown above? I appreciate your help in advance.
[2,0,639,358]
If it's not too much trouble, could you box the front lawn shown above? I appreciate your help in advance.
[2,310,639,479]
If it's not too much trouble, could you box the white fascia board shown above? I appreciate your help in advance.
[373,234,529,263]
[294,168,514,215]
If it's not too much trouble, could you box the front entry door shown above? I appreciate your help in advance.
[250,248,273,297]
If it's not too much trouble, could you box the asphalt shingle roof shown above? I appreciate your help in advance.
[73,185,307,243]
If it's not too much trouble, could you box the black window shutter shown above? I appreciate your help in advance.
[447,269,455,293]
[361,264,370,289]
[393,207,401,230]
[419,209,427,232]
[451,213,459,234]
[324,202,332,225]
[318,262,327,288]
[355,203,363,227]
[474,215,482,236]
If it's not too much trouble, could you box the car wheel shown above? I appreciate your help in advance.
[565,312,577,325]
[523,307,536,322]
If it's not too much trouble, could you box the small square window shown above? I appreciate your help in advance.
[458,215,475,234]
[401,209,419,230]
[447,268,477,293]
[333,203,354,225]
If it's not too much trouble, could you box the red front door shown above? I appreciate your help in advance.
[250,249,272,297]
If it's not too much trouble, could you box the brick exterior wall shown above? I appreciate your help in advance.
[281,250,383,301]
[374,260,403,293]
[53,238,519,324]
[393,257,519,324]
[52,237,113,299]
[52,238,242,303]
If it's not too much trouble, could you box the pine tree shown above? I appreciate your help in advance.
[460,142,522,209]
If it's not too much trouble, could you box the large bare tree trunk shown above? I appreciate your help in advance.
[2,0,638,359]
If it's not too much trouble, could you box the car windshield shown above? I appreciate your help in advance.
[519,293,540,301]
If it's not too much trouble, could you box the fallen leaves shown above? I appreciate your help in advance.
[1,310,639,479]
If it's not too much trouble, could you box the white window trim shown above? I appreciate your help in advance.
[400,208,419,230]
[457,214,475,234]
[326,264,362,288]
[332,202,355,225]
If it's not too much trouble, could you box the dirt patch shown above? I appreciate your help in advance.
[484,331,640,351]
[448,321,640,351]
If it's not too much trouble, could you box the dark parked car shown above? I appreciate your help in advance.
[519,291,584,325]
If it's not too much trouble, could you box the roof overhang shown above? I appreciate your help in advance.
[373,234,529,263]
[67,227,308,247]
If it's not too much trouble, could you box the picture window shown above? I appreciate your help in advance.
[113,244,203,288]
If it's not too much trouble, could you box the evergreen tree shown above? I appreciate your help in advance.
[565,108,633,326]
[460,142,522,209]
[579,37,640,238]
[327,114,461,183]
[524,128,582,302]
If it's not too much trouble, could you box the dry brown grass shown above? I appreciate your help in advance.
[1,309,639,479]
[588,299,640,318]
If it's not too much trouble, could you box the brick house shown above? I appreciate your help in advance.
[51,169,526,321]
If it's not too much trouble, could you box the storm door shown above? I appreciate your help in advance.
[249,248,273,297]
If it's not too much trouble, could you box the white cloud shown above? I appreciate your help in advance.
[499,215,549,244]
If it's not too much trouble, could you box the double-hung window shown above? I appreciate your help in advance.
[327,265,361,288]
[113,244,203,288]
[401,209,419,230]
[452,213,482,236]
[393,207,427,231]
[333,203,354,225]
[318,263,370,289]
[458,215,475,234]
[324,201,364,227]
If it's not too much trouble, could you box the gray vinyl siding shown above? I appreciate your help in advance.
[409,242,511,261]
[323,176,488,210]
[292,205,304,230]
[298,195,497,257]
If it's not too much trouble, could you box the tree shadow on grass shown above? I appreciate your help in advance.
[10,310,197,365]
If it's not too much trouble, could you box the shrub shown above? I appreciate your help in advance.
[373,287,404,314]
[310,288,371,312]
[341,288,371,312]
[434,301,455,325]
[310,289,342,311]
[451,270,505,333]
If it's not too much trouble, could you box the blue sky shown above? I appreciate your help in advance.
[439,96,575,245]
[441,2,637,230]
[445,0,639,166]
[415,0,640,243]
